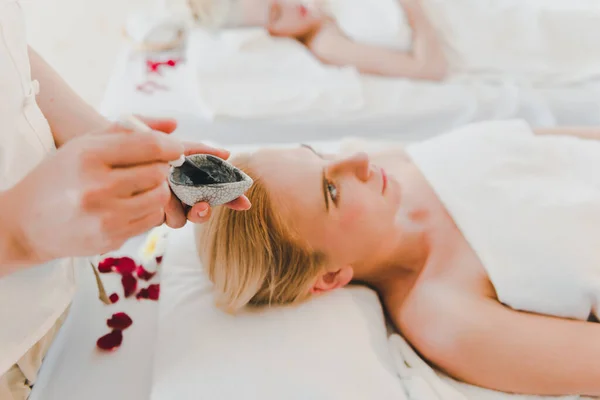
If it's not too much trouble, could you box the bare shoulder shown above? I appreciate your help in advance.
[392,284,484,366]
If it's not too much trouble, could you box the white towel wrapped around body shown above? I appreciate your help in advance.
[406,119,600,321]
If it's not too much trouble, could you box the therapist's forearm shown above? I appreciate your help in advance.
[28,47,110,148]
[0,192,33,276]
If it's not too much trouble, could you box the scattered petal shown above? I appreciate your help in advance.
[155,256,163,264]
[136,284,159,301]
[98,257,116,273]
[136,288,149,300]
[109,293,119,304]
[121,273,138,298]
[136,265,156,281]
[107,312,133,330]
[96,330,123,351]
[148,284,160,300]
[114,257,137,275]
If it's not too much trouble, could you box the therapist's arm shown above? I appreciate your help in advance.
[28,47,111,148]
[534,127,600,141]
[0,198,31,275]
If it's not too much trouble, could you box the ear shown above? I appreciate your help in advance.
[310,266,353,295]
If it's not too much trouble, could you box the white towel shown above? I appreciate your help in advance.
[422,0,600,86]
[407,120,600,321]
[189,28,364,119]
[323,0,413,51]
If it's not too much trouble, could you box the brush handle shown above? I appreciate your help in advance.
[118,114,186,167]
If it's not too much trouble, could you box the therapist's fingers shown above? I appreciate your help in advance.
[94,131,184,167]
[110,163,171,197]
[224,196,252,211]
[187,202,212,224]
[164,193,188,229]
[183,141,231,160]
[136,116,178,134]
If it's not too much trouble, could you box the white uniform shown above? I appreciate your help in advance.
[0,1,76,397]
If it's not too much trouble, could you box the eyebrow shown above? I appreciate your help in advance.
[300,144,329,212]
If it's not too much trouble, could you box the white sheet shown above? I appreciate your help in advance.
[183,1,600,125]
[99,40,600,148]
[29,236,159,400]
[188,28,553,123]
[152,222,409,400]
[192,28,366,119]
[423,0,600,85]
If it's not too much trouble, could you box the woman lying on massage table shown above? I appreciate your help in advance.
[197,120,600,397]
[190,0,448,81]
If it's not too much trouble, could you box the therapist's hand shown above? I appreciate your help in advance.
[132,117,252,228]
[2,127,185,264]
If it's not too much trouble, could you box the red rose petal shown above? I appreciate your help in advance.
[109,293,119,304]
[156,256,163,264]
[121,273,138,298]
[96,330,123,351]
[107,312,133,330]
[148,284,160,300]
[98,257,116,273]
[136,265,156,281]
[136,284,160,301]
[114,257,137,275]
[136,288,149,300]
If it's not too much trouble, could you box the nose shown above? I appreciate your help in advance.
[327,152,371,182]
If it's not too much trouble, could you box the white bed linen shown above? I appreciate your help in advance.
[188,28,552,124]
[29,236,159,400]
[99,41,600,149]
[423,0,600,86]
[99,45,529,145]
[152,222,409,400]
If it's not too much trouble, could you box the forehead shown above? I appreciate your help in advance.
[250,146,325,222]
[251,146,320,194]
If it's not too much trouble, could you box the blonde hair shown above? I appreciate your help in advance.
[195,153,327,313]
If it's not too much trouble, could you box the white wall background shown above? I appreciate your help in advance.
[22,0,154,108]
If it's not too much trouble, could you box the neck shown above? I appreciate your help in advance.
[355,228,431,294]
[354,203,433,297]
[297,20,325,44]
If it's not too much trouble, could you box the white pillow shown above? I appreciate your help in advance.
[151,222,408,400]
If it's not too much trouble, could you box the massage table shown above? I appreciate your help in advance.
[97,28,600,149]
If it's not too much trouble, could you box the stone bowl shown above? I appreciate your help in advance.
[168,154,253,207]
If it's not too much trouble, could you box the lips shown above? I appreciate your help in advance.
[381,167,388,194]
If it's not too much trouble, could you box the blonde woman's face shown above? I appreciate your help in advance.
[265,0,323,37]
[250,145,403,271]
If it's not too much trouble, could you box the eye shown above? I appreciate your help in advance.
[327,180,339,204]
